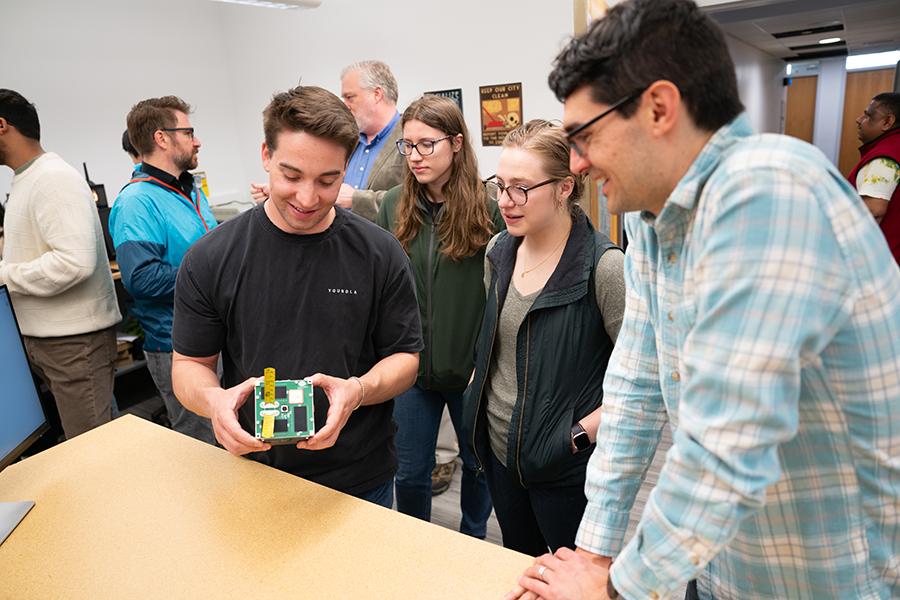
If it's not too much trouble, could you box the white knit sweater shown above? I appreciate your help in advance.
[0,152,120,337]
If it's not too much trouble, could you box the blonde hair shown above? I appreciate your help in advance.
[502,119,584,221]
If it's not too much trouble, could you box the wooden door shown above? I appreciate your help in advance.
[574,0,617,241]
[784,76,817,143]
[838,68,896,177]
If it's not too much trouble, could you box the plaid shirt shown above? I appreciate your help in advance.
[577,114,900,600]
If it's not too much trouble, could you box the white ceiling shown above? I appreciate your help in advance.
[703,0,900,60]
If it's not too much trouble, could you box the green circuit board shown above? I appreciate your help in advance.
[253,378,315,444]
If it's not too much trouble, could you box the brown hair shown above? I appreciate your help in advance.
[126,96,192,156]
[263,85,359,161]
[393,95,495,261]
[501,119,585,221]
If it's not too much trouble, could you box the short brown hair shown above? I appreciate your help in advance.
[262,85,359,161]
[126,96,192,156]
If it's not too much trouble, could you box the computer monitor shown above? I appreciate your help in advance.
[0,284,50,546]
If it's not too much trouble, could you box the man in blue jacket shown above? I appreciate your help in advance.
[110,96,217,444]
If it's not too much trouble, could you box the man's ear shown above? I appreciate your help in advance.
[0,117,9,135]
[372,86,384,104]
[261,141,272,172]
[154,129,171,152]
[643,80,681,137]
[883,112,896,132]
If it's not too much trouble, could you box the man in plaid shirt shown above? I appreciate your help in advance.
[505,1,900,599]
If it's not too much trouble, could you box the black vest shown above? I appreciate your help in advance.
[463,212,620,487]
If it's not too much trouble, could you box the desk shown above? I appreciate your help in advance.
[0,415,531,599]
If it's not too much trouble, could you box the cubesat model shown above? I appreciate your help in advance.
[253,368,316,444]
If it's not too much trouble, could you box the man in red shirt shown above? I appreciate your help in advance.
[848,92,900,264]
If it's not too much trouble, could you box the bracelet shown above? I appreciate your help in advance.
[350,376,365,410]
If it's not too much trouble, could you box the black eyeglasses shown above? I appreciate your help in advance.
[397,136,451,156]
[566,86,648,156]
[483,176,560,206]
[161,127,195,140]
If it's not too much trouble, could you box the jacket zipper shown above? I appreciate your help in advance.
[515,314,531,487]
[472,262,500,477]
[425,219,436,389]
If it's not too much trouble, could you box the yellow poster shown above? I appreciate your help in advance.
[480,83,523,146]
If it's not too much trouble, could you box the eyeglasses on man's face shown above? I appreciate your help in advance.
[483,176,560,206]
[397,136,451,156]
[161,127,195,141]
[566,86,648,157]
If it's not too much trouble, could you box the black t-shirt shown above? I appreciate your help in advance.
[172,204,423,494]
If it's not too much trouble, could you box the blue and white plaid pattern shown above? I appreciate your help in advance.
[577,114,900,600]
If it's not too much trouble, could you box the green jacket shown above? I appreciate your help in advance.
[463,213,619,487]
[377,185,505,391]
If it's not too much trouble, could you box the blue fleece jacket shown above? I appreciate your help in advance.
[110,166,217,352]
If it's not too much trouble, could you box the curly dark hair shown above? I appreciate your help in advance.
[549,0,743,132]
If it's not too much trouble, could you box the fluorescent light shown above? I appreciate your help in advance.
[818,37,841,44]
[786,64,792,75]
[210,0,321,9]
[846,50,900,71]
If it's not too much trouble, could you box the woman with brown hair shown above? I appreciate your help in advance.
[376,95,505,537]
[463,119,625,555]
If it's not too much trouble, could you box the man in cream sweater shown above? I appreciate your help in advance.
[0,89,120,439]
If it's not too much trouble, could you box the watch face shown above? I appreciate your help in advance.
[572,424,591,452]
[574,433,590,452]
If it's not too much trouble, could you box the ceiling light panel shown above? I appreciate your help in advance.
[210,0,321,9]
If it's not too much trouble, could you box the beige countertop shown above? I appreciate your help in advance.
[0,415,531,599]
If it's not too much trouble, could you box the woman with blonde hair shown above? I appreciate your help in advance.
[376,95,504,537]
[463,119,625,554]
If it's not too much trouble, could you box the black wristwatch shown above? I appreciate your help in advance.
[606,576,619,599]
[571,423,591,453]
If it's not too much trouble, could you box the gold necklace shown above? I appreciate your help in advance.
[521,231,568,278]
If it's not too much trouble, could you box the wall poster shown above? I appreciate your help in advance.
[479,82,522,146]
[425,88,463,113]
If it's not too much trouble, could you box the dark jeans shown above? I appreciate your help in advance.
[393,384,493,538]
[354,478,394,509]
[483,450,587,556]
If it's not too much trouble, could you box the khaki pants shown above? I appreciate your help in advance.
[24,326,116,440]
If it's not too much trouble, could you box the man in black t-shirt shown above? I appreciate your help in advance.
[171,86,422,504]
